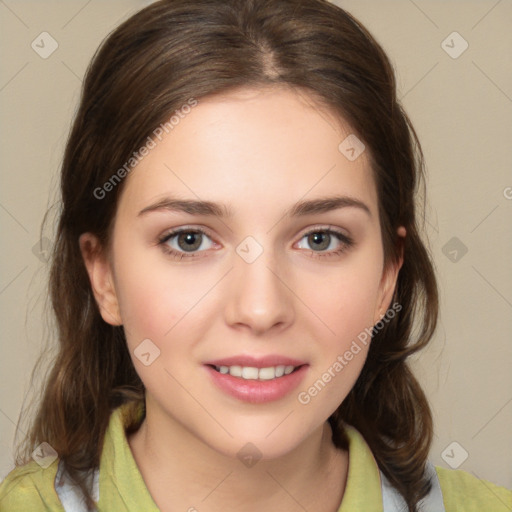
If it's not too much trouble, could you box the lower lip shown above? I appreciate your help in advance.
[204,365,309,404]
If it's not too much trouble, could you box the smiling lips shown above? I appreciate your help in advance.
[204,354,309,403]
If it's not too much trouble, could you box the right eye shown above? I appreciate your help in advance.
[158,227,216,260]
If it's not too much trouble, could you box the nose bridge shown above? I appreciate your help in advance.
[225,235,294,333]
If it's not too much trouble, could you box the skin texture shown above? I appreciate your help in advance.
[80,85,404,512]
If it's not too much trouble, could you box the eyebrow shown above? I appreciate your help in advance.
[137,195,371,218]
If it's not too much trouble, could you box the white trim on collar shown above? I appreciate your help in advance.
[380,461,446,512]
[55,459,99,512]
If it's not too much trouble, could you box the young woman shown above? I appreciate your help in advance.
[1,0,510,511]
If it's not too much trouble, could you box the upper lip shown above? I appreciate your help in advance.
[205,355,307,368]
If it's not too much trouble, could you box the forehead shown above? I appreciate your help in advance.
[117,85,378,218]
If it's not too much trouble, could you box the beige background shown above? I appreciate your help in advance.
[1,0,511,491]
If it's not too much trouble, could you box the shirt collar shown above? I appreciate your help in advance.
[99,400,159,511]
[338,423,384,511]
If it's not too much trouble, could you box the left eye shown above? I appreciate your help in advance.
[299,229,351,252]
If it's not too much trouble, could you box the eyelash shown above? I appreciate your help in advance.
[157,226,354,261]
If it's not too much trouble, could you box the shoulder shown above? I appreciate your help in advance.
[0,460,64,511]
[436,465,512,511]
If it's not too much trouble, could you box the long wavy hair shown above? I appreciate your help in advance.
[15,1,438,510]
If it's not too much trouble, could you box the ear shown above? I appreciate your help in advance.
[373,226,406,324]
[79,233,122,326]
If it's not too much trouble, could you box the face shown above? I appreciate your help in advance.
[81,86,402,460]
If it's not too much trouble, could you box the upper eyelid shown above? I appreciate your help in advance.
[160,224,350,237]
[301,224,350,237]
[159,225,215,240]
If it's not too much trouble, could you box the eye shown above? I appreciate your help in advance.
[158,227,215,260]
[296,226,353,259]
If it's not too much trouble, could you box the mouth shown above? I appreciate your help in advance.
[204,361,309,404]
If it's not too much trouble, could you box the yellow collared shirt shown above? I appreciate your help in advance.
[1,401,511,511]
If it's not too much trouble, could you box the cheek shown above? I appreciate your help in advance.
[295,248,383,403]
[111,241,171,341]
[306,253,383,341]
[113,246,220,349]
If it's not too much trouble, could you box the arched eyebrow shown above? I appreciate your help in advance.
[287,196,371,218]
[138,195,371,218]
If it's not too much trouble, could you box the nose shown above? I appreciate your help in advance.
[224,242,295,336]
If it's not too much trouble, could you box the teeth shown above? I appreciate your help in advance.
[242,367,259,379]
[215,364,298,380]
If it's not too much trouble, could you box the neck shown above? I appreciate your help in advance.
[127,400,348,512]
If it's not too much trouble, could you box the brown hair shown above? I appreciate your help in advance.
[15,0,438,510]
